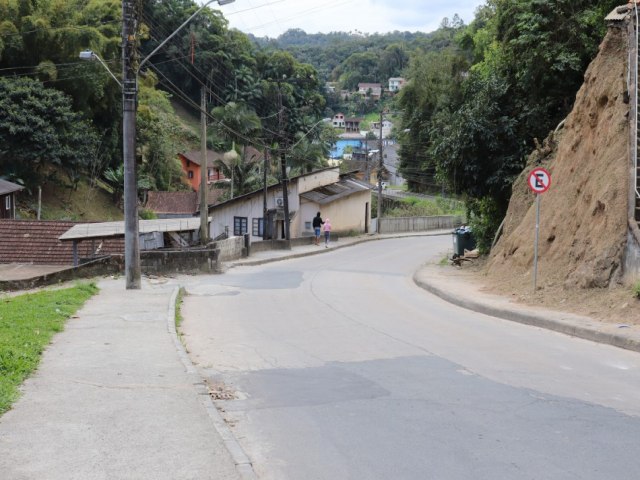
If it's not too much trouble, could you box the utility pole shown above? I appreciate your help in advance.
[122,0,141,289]
[277,82,291,245]
[280,150,291,243]
[376,110,384,233]
[199,85,208,245]
[263,150,268,240]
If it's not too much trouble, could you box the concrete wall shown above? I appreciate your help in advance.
[378,215,464,234]
[624,228,640,283]
[214,236,246,261]
[0,257,118,292]
[140,249,219,275]
[296,169,340,194]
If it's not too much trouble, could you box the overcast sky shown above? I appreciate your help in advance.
[220,0,487,38]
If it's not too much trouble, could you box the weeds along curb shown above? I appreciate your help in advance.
[166,287,258,480]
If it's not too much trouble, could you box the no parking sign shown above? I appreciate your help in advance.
[528,167,551,292]
[528,167,551,194]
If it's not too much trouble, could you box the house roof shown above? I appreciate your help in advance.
[179,150,225,167]
[0,220,123,265]
[299,177,371,205]
[208,167,340,212]
[345,117,363,123]
[358,83,382,89]
[180,147,263,167]
[60,217,206,241]
[0,179,24,195]
[145,191,198,215]
[389,77,406,82]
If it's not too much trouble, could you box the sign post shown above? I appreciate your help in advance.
[527,167,551,292]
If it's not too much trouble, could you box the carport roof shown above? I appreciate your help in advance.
[59,217,207,241]
[0,179,24,195]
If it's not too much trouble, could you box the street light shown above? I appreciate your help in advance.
[81,0,235,289]
[79,50,122,87]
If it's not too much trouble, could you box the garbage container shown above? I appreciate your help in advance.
[452,228,476,257]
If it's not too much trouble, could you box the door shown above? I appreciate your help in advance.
[365,202,369,233]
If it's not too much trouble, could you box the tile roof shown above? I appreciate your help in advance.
[0,179,24,195]
[0,220,123,265]
[180,147,264,167]
[145,191,198,215]
[145,188,227,215]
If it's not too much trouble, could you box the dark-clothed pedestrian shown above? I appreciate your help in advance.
[312,212,324,246]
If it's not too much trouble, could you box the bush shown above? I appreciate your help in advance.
[468,197,503,254]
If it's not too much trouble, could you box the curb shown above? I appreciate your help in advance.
[166,287,258,480]
[228,231,451,268]
[413,272,640,354]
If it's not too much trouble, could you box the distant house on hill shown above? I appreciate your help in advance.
[357,83,382,99]
[345,117,363,133]
[388,77,406,93]
[178,150,226,191]
[332,113,345,128]
[0,179,23,219]
[178,148,264,192]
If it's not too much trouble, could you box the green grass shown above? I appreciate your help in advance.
[385,196,465,218]
[0,283,98,415]
[633,281,640,299]
[175,287,185,328]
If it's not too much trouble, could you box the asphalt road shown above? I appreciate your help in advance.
[181,236,640,480]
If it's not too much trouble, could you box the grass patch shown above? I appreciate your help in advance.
[633,281,640,299]
[175,287,185,328]
[385,196,465,218]
[0,283,98,415]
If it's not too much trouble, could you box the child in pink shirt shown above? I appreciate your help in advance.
[323,218,332,248]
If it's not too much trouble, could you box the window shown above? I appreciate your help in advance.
[186,160,191,167]
[252,218,264,237]
[305,221,312,230]
[234,216,248,236]
[4,195,10,210]
[188,170,194,179]
[207,168,213,181]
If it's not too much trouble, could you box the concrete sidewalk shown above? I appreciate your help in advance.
[0,278,244,480]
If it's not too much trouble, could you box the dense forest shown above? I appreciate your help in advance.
[0,0,625,245]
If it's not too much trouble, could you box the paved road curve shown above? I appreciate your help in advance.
[181,236,640,480]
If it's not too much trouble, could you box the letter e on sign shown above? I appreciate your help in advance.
[528,167,551,194]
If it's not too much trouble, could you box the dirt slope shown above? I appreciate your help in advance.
[487,26,629,293]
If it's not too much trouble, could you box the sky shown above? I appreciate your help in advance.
[219,0,487,38]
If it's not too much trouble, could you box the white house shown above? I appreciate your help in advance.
[388,77,406,92]
[332,113,345,128]
[357,83,382,99]
[370,119,394,138]
[207,167,372,241]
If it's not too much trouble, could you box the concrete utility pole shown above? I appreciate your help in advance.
[263,150,269,240]
[280,151,291,243]
[122,0,141,289]
[376,110,385,233]
[200,86,208,245]
[118,0,235,289]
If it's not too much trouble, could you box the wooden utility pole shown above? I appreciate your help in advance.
[263,150,269,240]
[200,86,208,245]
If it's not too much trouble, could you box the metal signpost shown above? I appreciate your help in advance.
[527,167,551,292]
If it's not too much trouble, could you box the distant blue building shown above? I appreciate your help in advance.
[330,138,365,159]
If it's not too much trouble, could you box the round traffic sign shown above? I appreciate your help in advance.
[528,167,551,194]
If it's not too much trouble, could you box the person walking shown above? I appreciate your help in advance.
[312,211,324,246]
[323,218,332,248]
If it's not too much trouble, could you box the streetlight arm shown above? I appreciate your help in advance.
[138,0,233,72]
[79,50,122,88]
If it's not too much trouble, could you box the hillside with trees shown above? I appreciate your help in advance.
[0,0,330,216]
